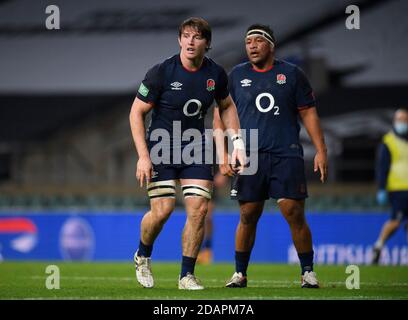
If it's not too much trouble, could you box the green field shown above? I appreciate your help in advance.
[0,262,407,300]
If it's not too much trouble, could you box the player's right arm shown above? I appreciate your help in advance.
[129,98,154,187]
[130,64,163,187]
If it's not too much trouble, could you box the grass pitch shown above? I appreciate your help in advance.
[0,262,407,300]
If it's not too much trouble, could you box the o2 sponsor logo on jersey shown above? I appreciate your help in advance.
[255,92,280,115]
[277,73,286,84]
[183,99,203,118]
[60,217,94,261]
[206,79,215,91]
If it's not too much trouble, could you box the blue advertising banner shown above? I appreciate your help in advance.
[0,211,406,265]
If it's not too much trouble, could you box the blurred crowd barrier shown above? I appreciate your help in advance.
[0,182,382,212]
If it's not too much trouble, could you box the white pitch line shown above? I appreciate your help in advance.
[27,276,408,286]
[27,276,291,283]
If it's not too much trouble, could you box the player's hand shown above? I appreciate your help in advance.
[376,189,387,205]
[219,153,235,176]
[219,163,235,177]
[136,155,153,187]
[231,148,246,174]
[314,150,328,183]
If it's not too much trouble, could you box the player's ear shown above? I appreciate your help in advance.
[178,36,182,48]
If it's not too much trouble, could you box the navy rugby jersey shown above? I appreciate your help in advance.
[229,59,316,158]
[136,54,229,151]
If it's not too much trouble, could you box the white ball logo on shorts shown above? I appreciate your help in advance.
[183,99,202,117]
[255,93,275,113]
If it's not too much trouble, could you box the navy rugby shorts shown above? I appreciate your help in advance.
[231,153,308,202]
[150,163,213,182]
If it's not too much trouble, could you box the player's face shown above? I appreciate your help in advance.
[245,35,274,65]
[178,27,208,61]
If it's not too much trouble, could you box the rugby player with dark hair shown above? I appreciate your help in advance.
[129,17,245,290]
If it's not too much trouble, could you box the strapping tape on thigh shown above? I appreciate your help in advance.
[147,180,176,199]
[182,184,212,200]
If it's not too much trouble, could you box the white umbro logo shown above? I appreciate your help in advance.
[231,189,238,197]
[240,79,252,87]
[171,82,183,90]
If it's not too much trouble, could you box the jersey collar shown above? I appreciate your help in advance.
[177,54,206,72]
[250,59,279,73]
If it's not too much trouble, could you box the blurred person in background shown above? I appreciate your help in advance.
[372,108,408,264]
[129,17,245,290]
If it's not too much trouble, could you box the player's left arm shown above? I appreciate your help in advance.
[299,107,328,183]
[213,107,235,176]
[217,95,246,174]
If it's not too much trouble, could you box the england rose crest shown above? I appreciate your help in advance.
[277,74,286,84]
[206,79,215,91]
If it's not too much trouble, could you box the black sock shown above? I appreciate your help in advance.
[235,251,251,276]
[298,250,314,275]
[138,240,153,258]
[180,256,197,278]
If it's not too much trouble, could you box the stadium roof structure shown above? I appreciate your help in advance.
[0,0,406,94]
[0,0,407,143]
